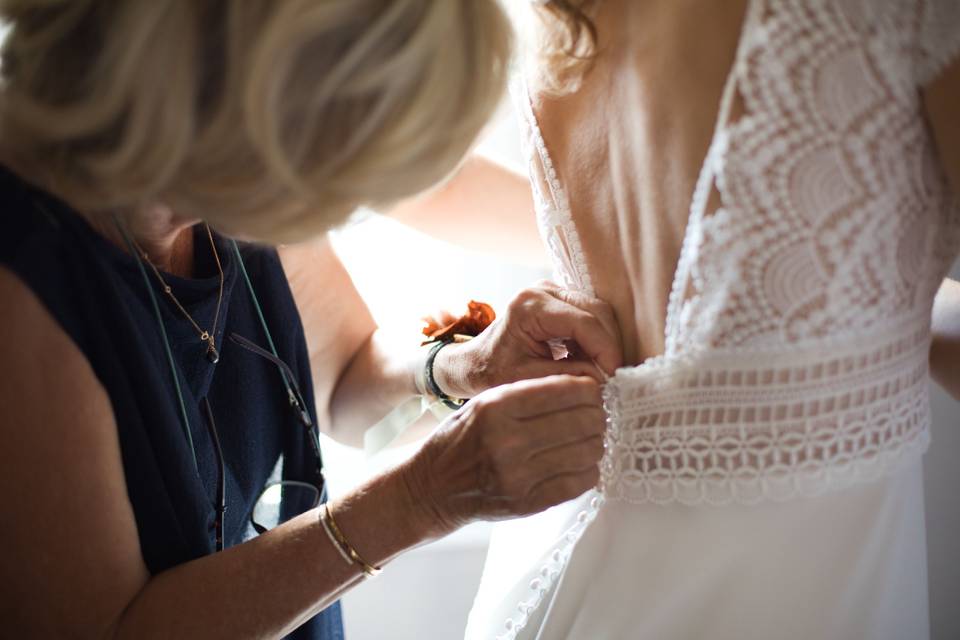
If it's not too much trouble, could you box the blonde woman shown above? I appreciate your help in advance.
[399,0,960,638]
[0,1,626,638]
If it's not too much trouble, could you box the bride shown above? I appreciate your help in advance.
[406,0,960,638]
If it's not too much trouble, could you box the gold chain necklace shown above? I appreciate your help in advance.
[131,224,225,363]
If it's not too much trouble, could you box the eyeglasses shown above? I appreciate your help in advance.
[200,332,326,551]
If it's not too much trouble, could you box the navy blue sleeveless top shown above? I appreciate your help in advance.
[0,166,343,639]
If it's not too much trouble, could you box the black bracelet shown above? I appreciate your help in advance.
[424,340,466,411]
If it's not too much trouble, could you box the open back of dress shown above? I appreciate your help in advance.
[466,0,960,638]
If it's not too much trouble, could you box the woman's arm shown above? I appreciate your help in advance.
[280,238,410,444]
[0,267,607,639]
[389,154,548,268]
[931,278,960,400]
[282,239,622,447]
[924,57,960,400]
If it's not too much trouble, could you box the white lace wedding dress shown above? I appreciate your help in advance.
[466,1,960,638]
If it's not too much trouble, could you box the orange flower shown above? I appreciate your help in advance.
[422,300,496,344]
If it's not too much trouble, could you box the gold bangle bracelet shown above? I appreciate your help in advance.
[318,506,355,567]
[322,502,383,578]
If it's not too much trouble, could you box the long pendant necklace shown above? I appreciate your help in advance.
[131,224,225,363]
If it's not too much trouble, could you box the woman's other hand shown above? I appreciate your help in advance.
[401,375,606,537]
[432,283,623,399]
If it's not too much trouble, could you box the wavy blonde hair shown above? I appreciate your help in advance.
[531,0,598,94]
[0,0,512,243]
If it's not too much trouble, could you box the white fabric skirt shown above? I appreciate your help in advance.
[465,459,929,640]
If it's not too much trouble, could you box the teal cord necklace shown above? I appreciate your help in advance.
[114,217,300,477]
[115,219,200,473]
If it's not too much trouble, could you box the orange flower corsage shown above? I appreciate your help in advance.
[421,300,496,345]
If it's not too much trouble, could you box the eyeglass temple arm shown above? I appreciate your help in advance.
[228,333,312,425]
[228,332,324,480]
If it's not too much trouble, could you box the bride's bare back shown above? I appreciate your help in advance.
[529,0,749,364]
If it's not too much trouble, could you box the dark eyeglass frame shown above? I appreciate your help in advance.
[199,332,325,551]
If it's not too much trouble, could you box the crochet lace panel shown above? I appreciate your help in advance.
[601,318,932,506]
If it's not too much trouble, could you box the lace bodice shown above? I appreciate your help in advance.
[501,0,960,633]
[517,0,960,506]
[664,0,960,356]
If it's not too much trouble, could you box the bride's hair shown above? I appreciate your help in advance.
[0,0,512,243]
[533,0,598,94]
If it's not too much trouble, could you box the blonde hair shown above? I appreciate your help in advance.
[0,0,512,243]
[531,0,597,94]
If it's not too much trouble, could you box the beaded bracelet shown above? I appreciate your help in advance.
[424,340,466,411]
[318,502,382,578]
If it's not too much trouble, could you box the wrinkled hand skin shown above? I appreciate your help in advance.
[433,282,623,399]
[401,375,607,538]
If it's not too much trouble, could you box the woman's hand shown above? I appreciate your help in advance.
[400,375,606,538]
[432,283,623,399]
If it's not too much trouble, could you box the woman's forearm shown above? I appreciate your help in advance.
[282,239,418,444]
[110,375,612,639]
[326,330,423,446]
[388,155,548,268]
[285,240,622,447]
[0,269,445,640]
[924,59,960,399]
[112,463,435,640]
[931,277,960,401]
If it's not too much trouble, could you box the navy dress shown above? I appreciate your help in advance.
[0,166,344,639]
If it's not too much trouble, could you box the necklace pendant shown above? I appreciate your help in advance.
[206,341,220,364]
